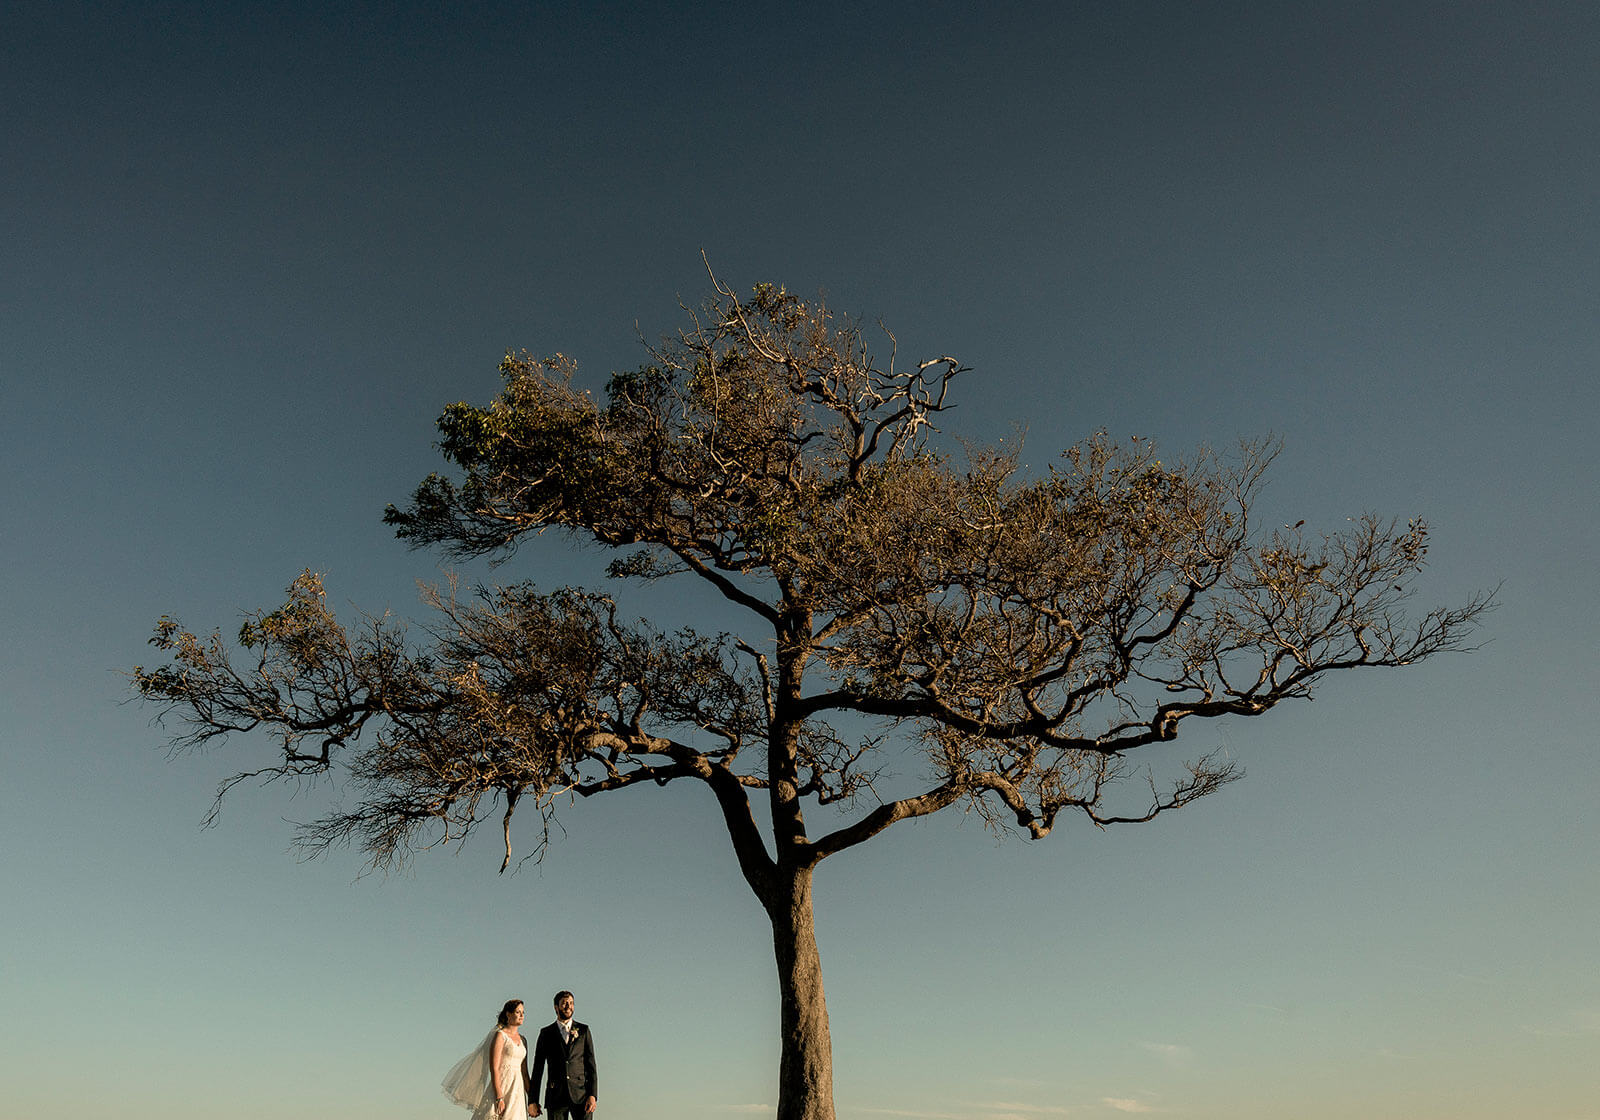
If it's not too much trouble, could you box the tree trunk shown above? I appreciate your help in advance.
[770,865,835,1120]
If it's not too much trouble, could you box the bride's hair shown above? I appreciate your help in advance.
[497,999,524,1027]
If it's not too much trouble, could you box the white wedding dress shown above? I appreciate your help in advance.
[443,1028,528,1120]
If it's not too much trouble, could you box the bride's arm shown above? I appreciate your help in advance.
[490,1031,509,1114]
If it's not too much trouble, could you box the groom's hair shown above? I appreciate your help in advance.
[553,990,573,1007]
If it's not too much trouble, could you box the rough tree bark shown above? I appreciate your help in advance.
[771,868,834,1120]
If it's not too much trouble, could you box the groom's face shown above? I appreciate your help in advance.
[555,994,574,1021]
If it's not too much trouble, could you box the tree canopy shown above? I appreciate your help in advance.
[135,273,1491,1120]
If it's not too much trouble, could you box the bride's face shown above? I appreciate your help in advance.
[510,1004,525,1025]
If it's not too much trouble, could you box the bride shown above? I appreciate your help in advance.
[443,999,532,1119]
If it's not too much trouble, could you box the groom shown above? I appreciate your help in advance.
[529,989,597,1118]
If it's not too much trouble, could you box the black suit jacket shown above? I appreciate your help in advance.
[531,1020,597,1108]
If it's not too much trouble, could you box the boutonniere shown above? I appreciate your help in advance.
[568,1026,581,1041]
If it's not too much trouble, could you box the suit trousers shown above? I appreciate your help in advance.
[543,1104,593,1120]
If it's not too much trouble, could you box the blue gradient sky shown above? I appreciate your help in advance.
[3,3,1596,1118]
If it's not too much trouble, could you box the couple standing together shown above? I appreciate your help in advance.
[443,991,597,1120]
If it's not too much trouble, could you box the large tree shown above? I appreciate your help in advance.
[136,275,1490,1120]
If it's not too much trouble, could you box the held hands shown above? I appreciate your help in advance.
[584,1096,597,1114]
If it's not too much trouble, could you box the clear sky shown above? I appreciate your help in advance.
[3,3,1597,1118]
